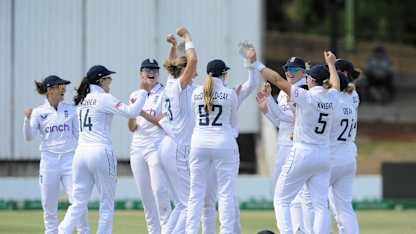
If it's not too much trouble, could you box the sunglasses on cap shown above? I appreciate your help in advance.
[285,66,303,74]
[142,68,159,73]
[49,84,66,92]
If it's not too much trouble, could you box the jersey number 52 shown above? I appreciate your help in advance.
[198,104,222,126]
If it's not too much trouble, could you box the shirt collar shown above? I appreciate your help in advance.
[43,98,63,111]
[309,85,325,93]
[212,77,224,86]
[149,82,163,94]
[90,84,106,93]
[294,77,307,87]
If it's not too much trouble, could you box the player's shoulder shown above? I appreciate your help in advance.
[60,102,76,110]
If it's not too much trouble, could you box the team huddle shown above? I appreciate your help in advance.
[23,26,360,234]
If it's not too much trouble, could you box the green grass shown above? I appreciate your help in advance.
[1,210,416,233]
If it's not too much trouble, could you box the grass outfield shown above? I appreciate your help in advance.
[0,210,416,233]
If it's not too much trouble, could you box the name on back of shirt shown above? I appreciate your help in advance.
[317,102,333,110]
[81,99,97,106]
[194,91,229,101]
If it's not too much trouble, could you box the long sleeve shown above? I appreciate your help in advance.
[237,68,259,106]
[104,90,148,118]
[23,116,38,141]
[230,91,239,135]
[267,96,294,123]
[72,111,79,141]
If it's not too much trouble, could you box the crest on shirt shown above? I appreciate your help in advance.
[130,98,136,104]
[114,102,122,109]
[64,110,69,118]
[294,88,300,97]
[40,114,48,120]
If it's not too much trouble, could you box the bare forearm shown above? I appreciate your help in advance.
[140,111,162,128]
[260,67,291,96]
[128,118,138,132]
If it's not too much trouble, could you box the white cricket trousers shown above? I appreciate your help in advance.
[160,136,190,234]
[40,151,89,234]
[130,147,171,234]
[201,157,241,234]
[329,144,359,234]
[59,144,117,234]
[186,147,239,234]
[274,143,331,234]
[272,145,314,234]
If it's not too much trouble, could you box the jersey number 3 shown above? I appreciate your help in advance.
[79,109,93,132]
[198,105,222,126]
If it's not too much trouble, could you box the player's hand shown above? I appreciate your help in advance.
[256,92,268,113]
[238,41,257,63]
[176,26,189,38]
[324,50,336,65]
[24,108,33,119]
[260,82,272,97]
[166,33,177,47]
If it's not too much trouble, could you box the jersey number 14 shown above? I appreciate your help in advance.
[79,109,93,132]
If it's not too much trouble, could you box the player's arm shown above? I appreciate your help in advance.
[325,50,340,91]
[140,111,162,128]
[166,34,177,60]
[230,91,239,138]
[243,46,292,98]
[128,118,138,132]
[177,26,198,89]
[236,68,260,106]
[23,108,38,141]
[71,108,80,140]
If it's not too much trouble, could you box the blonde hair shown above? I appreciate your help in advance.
[345,83,355,94]
[203,73,214,112]
[322,79,332,89]
[163,56,187,78]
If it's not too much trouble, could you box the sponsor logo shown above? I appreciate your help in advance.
[40,114,48,120]
[114,102,122,109]
[45,123,70,133]
[64,110,68,118]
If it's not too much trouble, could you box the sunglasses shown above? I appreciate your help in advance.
[50,84,66,92]
[285,67,303,74]
[142,68,159,73]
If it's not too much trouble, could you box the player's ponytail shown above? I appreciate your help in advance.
[164,56,187,78]
[35,80,47,95]
[74,76,91,105]
[203,73,214,112]
[322,79,332,89]
[345,83,355,94]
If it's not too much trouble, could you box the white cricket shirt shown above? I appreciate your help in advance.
[191,77,238,149]
[129,83,165,150]
[23,99,78,154]
[291,85,338,145]
[159,77,195,146]
[77,84,147,146]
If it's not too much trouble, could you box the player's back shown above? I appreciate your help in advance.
[77,85,115,146]
[292,85,337,145]
[330,92,358,145]
[191,77,238,149]
[162,77,195,145]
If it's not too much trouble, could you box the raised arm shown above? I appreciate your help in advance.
[23,108,37,141]
[176,26,198,89]
[324,51,340,91]
[245,47,292,98]
[166,34,177,60]
[237,68,260,105]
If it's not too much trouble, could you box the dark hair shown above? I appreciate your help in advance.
[34,80,47,95]
[74,77,92,105]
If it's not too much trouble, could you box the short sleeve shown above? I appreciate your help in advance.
[290,85,309,107]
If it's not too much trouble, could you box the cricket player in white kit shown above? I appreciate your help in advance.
[328,70,360,234]
[23,75,89,234]
[158,26,198,234]
[201,45,261,234]
[186,59,240,234]
[251,49,341,234]
[59,65,149,234]
[257,57,313,233]
[128,58,171,234]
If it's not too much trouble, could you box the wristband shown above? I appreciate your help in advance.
[185,41,194,50]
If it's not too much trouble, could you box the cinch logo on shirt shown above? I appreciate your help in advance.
[45,124,70,133]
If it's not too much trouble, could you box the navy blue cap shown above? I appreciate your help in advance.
[207,59,230,77]
[257,230,275,234]
[338,71,349,92]
[335,59,360,81]
[140,58,160,70]
[43,75,70,88]
[307,64,330,84]
[86,65,115,83]
[283,57,306,70]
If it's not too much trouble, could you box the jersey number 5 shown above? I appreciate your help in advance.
[198,104,222,126]
[79,109,93,132]
[314,113,329,134]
